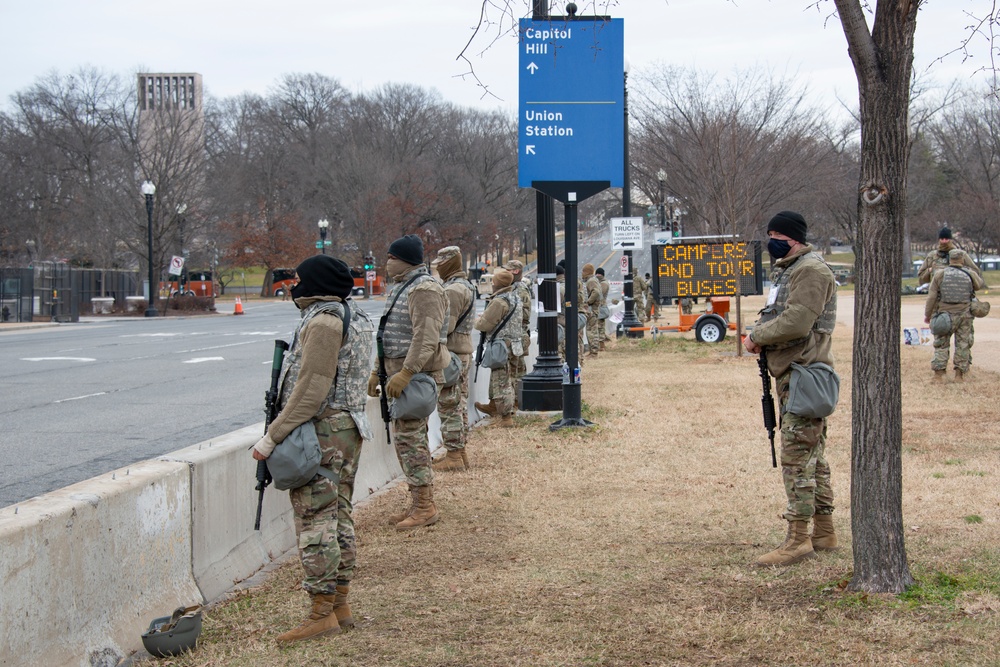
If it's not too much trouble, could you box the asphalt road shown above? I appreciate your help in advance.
[0,298,388,508]
[0,224,647,508]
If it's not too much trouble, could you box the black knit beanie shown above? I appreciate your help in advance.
[766,211,808,244]
[595,267,605,276]
[388,234,424,265]
[292,255,354,300]
[555,264,565,276]
[939,227,952,240]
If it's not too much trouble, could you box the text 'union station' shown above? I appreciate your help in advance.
[524,109,574,137]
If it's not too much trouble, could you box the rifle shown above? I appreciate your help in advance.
[758,349,778,468]
[375,322,392,445]
[473,330,487,382]
[254,339,289,530]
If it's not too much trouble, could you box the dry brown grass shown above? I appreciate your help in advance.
[158,303,1000,666]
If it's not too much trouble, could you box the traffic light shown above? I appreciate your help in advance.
[363,256,375,271]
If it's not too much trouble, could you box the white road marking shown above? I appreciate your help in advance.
[184,357,225,364]
[21,357,96,362]
[54,392,108,403]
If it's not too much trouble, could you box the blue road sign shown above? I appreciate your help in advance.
[518,18,624,189]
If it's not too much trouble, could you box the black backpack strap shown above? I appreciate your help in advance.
[453,288,475,329]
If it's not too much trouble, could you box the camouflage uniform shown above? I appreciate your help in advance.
[378,264,450,487]
[475,283,523,417]
[750,244,838,523]
[632,273,647,322]
[270,297,375,594]
[918,240,980,284]
[435,248,476,453]
[582,266,602,357]
[925,258,985,373]
[596,272,610,344]
[643,274,654,320]
[557,273,568,363]
[510,274,533,387]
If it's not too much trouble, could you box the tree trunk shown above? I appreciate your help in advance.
[836,0,917,593]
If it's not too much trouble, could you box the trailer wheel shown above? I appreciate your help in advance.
[695,317,726,343]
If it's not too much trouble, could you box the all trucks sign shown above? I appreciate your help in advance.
[651,240,763,301]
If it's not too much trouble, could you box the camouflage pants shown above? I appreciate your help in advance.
[289,414,362,595]
[438,353,471,452]
[633,294,645,321]
[776,371,834,522]
[932,312,974,372]
[393,414,434,487]
[586,313,600,355]
[490,361,516,417]
[558,321,586,364]
[644,298,654,320]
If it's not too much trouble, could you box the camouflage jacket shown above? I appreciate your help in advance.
[269,297,374,443]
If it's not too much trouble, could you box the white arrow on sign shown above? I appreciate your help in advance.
[526,145,536,155]
[527,62,539,74]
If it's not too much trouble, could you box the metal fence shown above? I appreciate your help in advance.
[0,263,141,323]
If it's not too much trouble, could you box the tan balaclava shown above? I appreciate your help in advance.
[492,268,514,292]
[432,246,463,280]
[581,263,595,279]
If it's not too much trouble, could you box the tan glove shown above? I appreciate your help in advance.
[367,371,381,397]
[252,433,276,458]
[386,368,415,398]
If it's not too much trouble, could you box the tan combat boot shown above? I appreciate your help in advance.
[599,341,606,351]
[332,585,354,629]
[933,370,947,381]
[495,414,514,427]
[395,485,439,530]
[276,593,340,643]
[390,485,418,524]
[756,520,816,567]
[955,369,966,382]
[811,514,838,551]
[433,449,468,472]
[475,399,497,416]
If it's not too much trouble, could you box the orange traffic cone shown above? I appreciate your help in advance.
[234,297,244,315]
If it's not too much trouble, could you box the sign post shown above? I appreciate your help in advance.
[518,12,624,429]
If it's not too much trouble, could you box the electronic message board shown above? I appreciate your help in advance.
[651,240,763,302]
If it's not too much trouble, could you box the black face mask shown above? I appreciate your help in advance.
[290,281,307,302]
[767,238,792,260]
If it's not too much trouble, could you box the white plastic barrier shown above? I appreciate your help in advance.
[0,357,503,667]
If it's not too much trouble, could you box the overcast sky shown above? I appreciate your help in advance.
[0,1,994,118]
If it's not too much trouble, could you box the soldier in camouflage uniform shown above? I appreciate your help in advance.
[924,248,985,381]
[917,227,981,284]
[366,234,451,530]
[252,255,374,643]
[744,211,839,568]
[632,271,647,323]
[473,269,522,427]
[505,259,533,407]
[582,263,602,358]
[643,273,655,321]
[595,267,610,350]
[432,246,476,471]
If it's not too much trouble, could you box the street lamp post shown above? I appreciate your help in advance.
[317,219,329,255]
[523,227,528,266]
[141,180,158,317]
[657,169,666,232]
[620,64,643,338]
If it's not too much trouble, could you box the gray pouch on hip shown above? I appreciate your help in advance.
[784,362,840,419]
[390,373,439,420]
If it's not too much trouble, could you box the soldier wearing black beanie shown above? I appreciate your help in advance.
[290,255,355,302]
[766,211,808,244]
[387,234,424,266]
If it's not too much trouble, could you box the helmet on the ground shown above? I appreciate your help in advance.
[141,605,202,657]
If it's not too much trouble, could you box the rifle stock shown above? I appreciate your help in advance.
[474,330,486,382]
[376,323,392,445]
[254,339,289,530]
[758,350,778,468]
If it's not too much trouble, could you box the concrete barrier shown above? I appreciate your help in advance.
[0,339,532,666]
